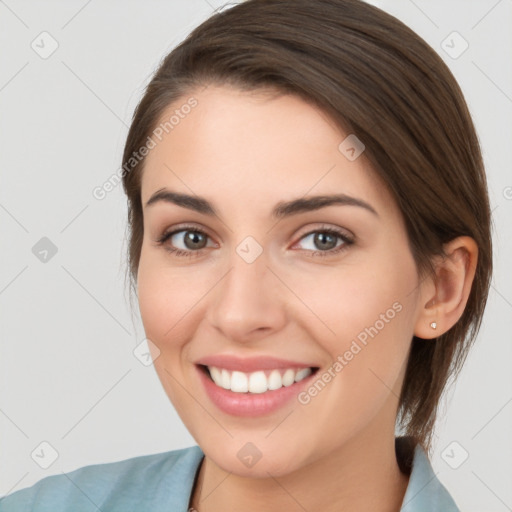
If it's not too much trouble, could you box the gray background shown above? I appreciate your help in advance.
[1,1,511,510]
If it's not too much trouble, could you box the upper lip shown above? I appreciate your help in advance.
[195,354,318,373]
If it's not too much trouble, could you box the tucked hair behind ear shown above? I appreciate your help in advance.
[122,0,493,453]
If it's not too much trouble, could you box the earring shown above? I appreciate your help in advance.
[430,322,437,329]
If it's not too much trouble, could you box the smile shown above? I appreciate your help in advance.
[195,360,320,417]
[204,365,314,393]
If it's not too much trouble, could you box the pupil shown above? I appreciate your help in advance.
[185,231,205,249]
[315,232,336,250]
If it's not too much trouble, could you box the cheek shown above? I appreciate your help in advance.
[137,247,205,345]
[297,249,418,396]
[288,266,418,452]
[137,253,189,366]
[292,258,416,346]
[136,249,204,408]
[136,246,226,404]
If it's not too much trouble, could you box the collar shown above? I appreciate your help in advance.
[397,436,460,511]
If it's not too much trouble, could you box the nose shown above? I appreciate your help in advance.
[206,249,287,343]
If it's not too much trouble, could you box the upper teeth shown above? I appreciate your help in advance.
[207,366,313,394]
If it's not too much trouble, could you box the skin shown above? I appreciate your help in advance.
[136,84,478,512]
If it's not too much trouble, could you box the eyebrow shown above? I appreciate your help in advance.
[144,188,379,218]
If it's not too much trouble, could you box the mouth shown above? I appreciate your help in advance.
[198,364,320,394]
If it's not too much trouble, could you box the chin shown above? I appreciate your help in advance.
[204,441,308,478]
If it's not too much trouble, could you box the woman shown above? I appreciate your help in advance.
[0,0,492,510]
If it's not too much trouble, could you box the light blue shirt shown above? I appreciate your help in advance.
[0,441,460,511]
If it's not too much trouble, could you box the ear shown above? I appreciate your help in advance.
[414,236,478,339]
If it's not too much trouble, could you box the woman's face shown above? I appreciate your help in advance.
[137,84,426,477]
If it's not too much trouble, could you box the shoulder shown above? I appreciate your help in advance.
[0,445,204,512]
[397,437,460,512]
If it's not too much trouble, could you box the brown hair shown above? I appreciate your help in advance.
[121,0,493,454]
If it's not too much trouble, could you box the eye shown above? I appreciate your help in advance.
[293,226,354,258]
[155,225,216,258]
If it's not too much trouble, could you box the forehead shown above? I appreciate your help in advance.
[140,85,397,221]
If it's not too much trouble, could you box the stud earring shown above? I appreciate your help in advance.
[430,322,437,329]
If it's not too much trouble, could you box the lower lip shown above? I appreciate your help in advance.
[196,365,317,417]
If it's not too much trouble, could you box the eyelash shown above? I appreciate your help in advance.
[155,224,355,259]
